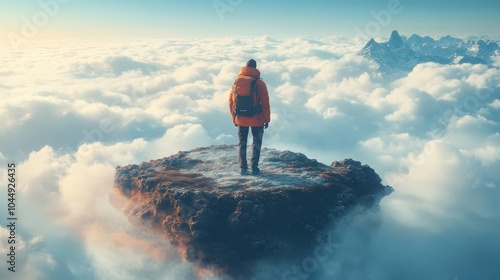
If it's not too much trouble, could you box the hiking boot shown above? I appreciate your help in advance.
[251,167,261,175]
[240,169,249,176]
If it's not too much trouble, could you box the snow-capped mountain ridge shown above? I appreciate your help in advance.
[359,30,500,72]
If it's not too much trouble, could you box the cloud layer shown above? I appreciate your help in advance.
[1,35,499,279]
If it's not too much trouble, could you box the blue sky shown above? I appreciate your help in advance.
[1,0,499,40]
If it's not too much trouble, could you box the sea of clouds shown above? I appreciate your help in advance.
[1,35,499,279]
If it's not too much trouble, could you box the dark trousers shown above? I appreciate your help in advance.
[238,126,264,170]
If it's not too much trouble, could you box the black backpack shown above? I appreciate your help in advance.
[233,78,262,117]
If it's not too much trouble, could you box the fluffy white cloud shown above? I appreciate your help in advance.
[149,123,213,158]
[489,99,500,109]
[1,34,499,279]
[0,144,199,280]
[0,228,58,280]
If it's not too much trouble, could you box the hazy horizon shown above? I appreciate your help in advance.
[2,0,500,44]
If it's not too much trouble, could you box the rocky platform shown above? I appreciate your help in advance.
[111,145,392,278]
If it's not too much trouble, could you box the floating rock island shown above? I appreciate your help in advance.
[112,145,392,279]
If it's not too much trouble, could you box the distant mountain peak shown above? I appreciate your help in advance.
[358,31,499,73]
[363,38,378,49]
[388,30,404,48]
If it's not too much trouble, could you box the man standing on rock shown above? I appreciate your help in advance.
[229,59,271,175]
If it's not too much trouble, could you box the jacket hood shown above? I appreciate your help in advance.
[238,67,261,79]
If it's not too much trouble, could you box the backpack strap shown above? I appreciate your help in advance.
[251,78,262,113]
[232,78,239,96]
[250,78,258,101]
[250,79,258,93]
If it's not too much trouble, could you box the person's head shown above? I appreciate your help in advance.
[246,59,257,68]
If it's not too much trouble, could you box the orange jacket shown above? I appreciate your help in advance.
[229,67,271,127]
